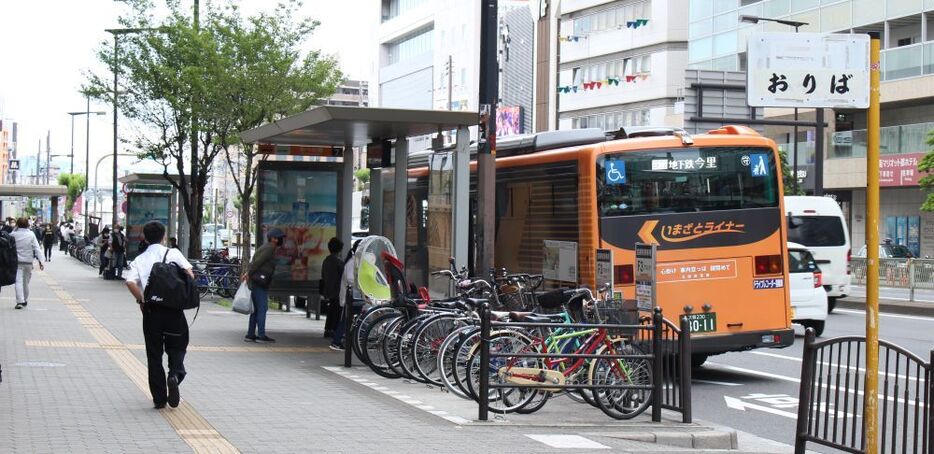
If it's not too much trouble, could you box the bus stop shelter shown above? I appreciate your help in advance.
[117,172,182,260]
[0,184,69,223]
[240,106,477,301]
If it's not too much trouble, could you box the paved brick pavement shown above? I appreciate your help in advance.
[0,253,774,453]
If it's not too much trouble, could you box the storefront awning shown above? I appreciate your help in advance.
[239,105,477,147]
[0,184,68,197]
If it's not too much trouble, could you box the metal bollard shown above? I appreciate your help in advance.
[651,307,663,423]
[343,286,353,368]
[478,303,490,421]
[908,259,915,302]
[679,316,692,424]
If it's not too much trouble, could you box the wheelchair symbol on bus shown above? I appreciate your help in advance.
[605,160,626,185]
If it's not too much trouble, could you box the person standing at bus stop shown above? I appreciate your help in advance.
[321,237,344,338]
[241,228,285,343]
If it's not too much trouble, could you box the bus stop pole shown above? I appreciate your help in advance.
[863,32,881,454]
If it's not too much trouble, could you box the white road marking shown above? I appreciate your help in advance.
[724,396,797,419]
[525,435,610,449]
[750,350,922,383]
[693,378,743,386]
[836,308,934,321]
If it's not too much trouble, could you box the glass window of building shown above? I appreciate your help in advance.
[382,0,428,22]
[712,11,738,31]
[690,36,713,62]
[852,0,884,25]
[791,0,820,10]
[690,18,713,39]
[763,0,791,17]
[713,31,738,56]
[691,0,714,20]
[386,27,433,65]
[888,0,923,19]
[713,0,739,14]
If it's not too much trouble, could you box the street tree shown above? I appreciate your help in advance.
[921,131,934,211]
[211,2,342,262]
[56,173,87,214]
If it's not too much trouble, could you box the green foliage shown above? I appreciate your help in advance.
[778,147,805,196]
[920,130,934,211]
[24,198,37,216]
[354,168,370,190]
[57,173,87,213]
[85,0,342,259]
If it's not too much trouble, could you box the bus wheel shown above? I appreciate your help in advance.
[690,354,709,368]
[827,297,837,313]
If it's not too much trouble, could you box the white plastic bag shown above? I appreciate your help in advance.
[232,282,253,315]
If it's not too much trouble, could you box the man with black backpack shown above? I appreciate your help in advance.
[125,221,195,409]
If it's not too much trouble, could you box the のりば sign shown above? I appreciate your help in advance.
[747,32,869,109]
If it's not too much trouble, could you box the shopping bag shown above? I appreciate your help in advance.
[232,282,253,315]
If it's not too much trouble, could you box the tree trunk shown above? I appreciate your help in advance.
[187,176,205,259]
[240,201,251,263]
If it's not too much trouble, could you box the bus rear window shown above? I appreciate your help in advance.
[597,147,780,216]
[787,216,846,247]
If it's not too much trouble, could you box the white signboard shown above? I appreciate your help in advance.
[595,249,613,291]
[635,243,656,311]
[747,32,869,109]
[543,240,578,283]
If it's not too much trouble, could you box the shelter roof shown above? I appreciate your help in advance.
[240,106,477,148]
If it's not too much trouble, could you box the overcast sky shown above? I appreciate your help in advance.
[0,0,376,185]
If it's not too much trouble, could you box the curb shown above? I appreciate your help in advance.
[836,297,934,317]
[598,429,738,449]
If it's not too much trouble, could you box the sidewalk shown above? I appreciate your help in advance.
[1,253,780,453]
[837,295,934,317]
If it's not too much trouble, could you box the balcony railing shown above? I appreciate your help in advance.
[881,41,934,81]
[830,121,934,160]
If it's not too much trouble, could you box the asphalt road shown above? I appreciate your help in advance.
[691,306,934,451]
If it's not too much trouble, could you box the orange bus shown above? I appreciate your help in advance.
[394,125,793,363]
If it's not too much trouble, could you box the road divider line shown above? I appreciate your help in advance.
[835,308,934,321]
[693,378,743,386]
[750,350,921,383]
[524,434,610,449]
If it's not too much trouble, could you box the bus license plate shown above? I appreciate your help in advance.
[685,313,717,333]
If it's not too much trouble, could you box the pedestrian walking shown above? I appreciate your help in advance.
[321,237,344,338]
[330,240,360,351]
[124,221,194,409]
[241,228,285,343]
[97,226,111,276]
[11,218,44,310]
[111,225,127,280]
[2,218,14,234]
[42,223,55,262]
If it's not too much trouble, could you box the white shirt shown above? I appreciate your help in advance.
[339,258,357,307]
[126,243,193,292]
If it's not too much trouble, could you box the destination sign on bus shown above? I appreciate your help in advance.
[651,156,718,171]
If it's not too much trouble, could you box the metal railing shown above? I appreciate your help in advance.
[795,328,932,454]
[850,258,934,300]
[477,306,692,422]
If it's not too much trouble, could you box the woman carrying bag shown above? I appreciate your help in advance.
[240,228,285,343]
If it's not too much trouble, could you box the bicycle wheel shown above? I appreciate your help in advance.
[380,316,408,378]
[397,315,431,382]
[412,314,466,386]
[437,325,477,400]
[452,329,482,399]
[589,340,652,420]
[361,313,402,378]
[464,330,539,413]
[353,306,399,365]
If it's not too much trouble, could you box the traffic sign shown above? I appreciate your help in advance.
[747,32,869,108]
[8,160,19,171]
[226,210,234,219]
[635,242,656,311]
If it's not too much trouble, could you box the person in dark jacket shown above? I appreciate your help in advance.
[320,238,344,338]
[41,223,55,262]
[241,228,285,343]
[111,225,127,280]
[97,227,111,276]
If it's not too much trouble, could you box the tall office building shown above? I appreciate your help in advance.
[688,0,934,257]
[323,79,370,107]
[556,0,689,132]
[373,0,534,147]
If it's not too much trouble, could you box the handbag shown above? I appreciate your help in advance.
[250,270,273,288]
[232,282,253,315]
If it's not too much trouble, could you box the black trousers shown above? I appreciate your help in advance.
[43,243,52,260]
[324,298,341,333]
[142,305,189,405]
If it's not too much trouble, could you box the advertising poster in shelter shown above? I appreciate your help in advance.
[258,166,338,287]
[126,193,171,260]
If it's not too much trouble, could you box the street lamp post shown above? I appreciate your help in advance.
[93,153,136,219]
[69,100,106,231]
[105,27,162,228]
[740,15,809,195]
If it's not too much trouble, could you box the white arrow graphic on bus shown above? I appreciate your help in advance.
[723,396,797,419]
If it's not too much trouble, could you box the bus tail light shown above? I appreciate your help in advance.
[754,255,783,275]
[813,271,822,288]
[615,265,634,284]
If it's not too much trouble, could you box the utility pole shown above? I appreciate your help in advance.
[447,55,453,110]
[36,139,41,185]
[85,96,91,233]
[45,130,51,185]
[863,31,881,454]
[477,0,498,276]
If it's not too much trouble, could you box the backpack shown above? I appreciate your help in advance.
[144,250,200,311]
[0,231,18,286]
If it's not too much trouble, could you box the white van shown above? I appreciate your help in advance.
[784,196,851,312]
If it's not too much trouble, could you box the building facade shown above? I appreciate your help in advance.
[556,0,689,132]
[688,0,934,257]
[323,79,370,107]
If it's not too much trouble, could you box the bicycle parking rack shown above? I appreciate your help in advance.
[476,306,692,423]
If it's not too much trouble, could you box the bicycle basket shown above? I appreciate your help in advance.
[586,299,639,337]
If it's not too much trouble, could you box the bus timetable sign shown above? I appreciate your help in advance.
[634,243,656,311]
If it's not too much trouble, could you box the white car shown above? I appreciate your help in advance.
[788,242,829,336]
[785,196,851,313]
